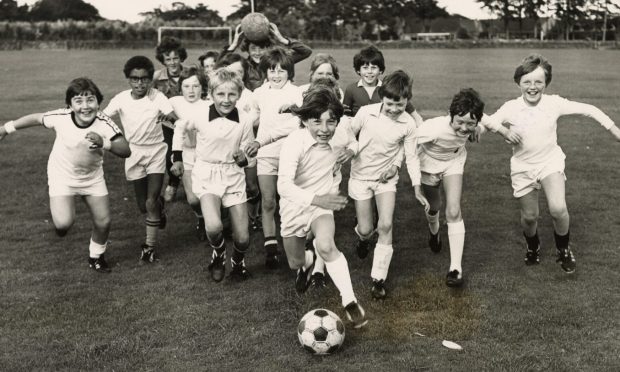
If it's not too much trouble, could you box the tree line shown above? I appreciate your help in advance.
[0,0,618,42]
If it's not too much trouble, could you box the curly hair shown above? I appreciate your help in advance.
[155,36,188,64]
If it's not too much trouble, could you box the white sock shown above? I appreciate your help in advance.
[447,220,465,273]
[325,252,356,307]
[426,211,440,234]
[89,239,107,258]
[370,243,394,281]
[304,250,314,270]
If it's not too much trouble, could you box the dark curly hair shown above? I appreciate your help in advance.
[123,55,155,79]
[155,36,188,64]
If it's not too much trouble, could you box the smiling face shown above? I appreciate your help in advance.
[267,63,289,89]
[181,75,202,103]
[248,43,266,64]
[450,113,479,137]
[304,110,338,145]
[211,81,240,116]
[128,68,152,99]
[380,96,407,120]
[519,66,547,106]
[202,57,216,75]
[311,63,335,82]
[70,92,99,126]
[163,50,182,77]
[358,63,381,87]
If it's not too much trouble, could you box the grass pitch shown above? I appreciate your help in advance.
[1,48,619,371]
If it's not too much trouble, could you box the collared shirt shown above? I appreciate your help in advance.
[172,104,254,165]
[416,115,469,161]
[487,94,614,165]
[349,103,421,186]
[103,90,173,145]
[253,81,304,158]
[153,66,186,98]
[278,125,355,207]
[43,108,123,182]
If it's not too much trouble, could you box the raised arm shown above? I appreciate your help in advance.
[269,23,312,63]
[0,113,45,140]
[559,100,619,140]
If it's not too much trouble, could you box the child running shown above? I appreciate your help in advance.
[278,85,367,328]
[0,77,131,272]
[416,88,520,286]
[487,53,620,274]
[172,68,255,282]
[245,47,304,269]
[348,70,428,300]
[103,56,178,263]
[168,66,211,241]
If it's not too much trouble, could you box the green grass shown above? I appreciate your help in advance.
[1,48,620,371]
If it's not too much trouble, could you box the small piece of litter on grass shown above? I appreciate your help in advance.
[414,332,426,337]
[442,340,462,350]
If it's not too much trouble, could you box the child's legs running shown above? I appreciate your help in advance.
[283,236,307,269]
[258,175,278,237]
[228,203,250,249]
[541,172,569,235]
[145,173,164,219]
[518,190,540,237]
[182,171,201,215]
[422,183,442,234]
[312,215,357,307]
[132,177,148,214]
[200,194,223,243]
[443,174,465,272]
[374,191,396,245]
[49,196,76,235]
[354,198,375,237]
[82,195,111,245]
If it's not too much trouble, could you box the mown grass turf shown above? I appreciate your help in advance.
[1,48,619,371]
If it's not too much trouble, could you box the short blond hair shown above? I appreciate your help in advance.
[208,68,244,94]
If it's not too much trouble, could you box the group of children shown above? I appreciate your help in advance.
[2,26,619,329]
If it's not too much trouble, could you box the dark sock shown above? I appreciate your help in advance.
[55,228,68,237]
[554,230,570,250]
[264,236,278,255]
[209,235,225,254]
[524,231,540,250]
[232,244,246,264]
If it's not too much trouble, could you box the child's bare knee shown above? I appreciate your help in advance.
[445,205,462,222]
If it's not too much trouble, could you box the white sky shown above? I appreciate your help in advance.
[18,0,493,23]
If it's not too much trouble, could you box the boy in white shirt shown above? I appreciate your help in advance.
[348,70,428,300]
[171,69,255,282]
[278,86,367,328]
[488,53,620,273]
[0,78,131,272]
[417,88,520,286]
[104,56,178,263]
[245,48,304,270]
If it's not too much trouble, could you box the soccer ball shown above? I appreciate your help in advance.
[297,308,345,355]
[240,12,271,43]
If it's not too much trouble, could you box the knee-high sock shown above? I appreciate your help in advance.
[426,210,440,234]
[370,243,393,281]
[325,252,356,307]
[89,238,107,258]
[145,219,159,247]
[447,220,465,272]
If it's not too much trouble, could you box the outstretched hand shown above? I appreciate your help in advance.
[0,127,7,141]
[414,186,430,213]
[503,129,522,145]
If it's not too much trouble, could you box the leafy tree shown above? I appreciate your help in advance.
[476,0,519,34]
[140,2,222,24]
[549,0,588,39]
[0,0,29,21]
[29,0,102,21]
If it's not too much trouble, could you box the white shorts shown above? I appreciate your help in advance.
[192,160,247,208]
[511,153,566,198]
[420,150,467,187]
[48,176,108,197]
[348,177,398,201]
[257,157,279,176]
[183,146,196,171]
[280,199,333,238]
[125,143,167,181]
